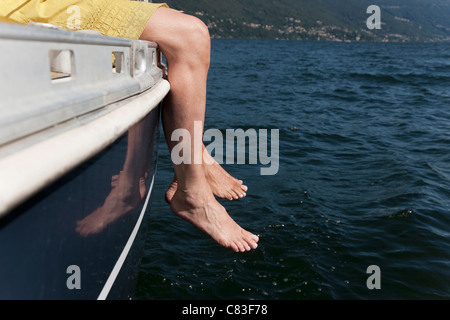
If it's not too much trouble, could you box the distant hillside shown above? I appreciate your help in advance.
[162,0,450,42]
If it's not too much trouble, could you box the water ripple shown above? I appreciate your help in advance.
[136,40,450,300]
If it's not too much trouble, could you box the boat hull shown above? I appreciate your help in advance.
[0,22,170,299]
[0,106,161,300]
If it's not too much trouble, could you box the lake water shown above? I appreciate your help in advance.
[134,39,450,300]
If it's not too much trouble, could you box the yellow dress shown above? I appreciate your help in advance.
[0,0,168,40]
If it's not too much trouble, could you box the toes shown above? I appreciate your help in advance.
[234,190,244,199]
[111,174,119,187]
[237,183,247,198]
[237,242,246,252]
[230,234,259,252]
[230,243,240,252]
[230,240,247,252]
[229,187,246,200]
[249,240,258,250]
[246,234,259,249]
[227,190,240,200]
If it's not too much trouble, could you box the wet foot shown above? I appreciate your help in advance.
[170,185,259,252]
[76,172,142,237]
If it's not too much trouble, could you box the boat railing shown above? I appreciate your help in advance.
[0,22,170,217]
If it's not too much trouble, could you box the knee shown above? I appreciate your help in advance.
[171,15,211,66]
[141,8,211,66]
[189,16,211,49]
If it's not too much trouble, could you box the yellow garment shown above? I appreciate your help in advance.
[0,0,168,40]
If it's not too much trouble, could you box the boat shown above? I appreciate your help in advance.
[0,21,170,299]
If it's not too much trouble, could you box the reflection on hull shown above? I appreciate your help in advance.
[0,22,170,299]
[0,107,160,300]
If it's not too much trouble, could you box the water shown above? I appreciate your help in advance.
[134,39,450,300]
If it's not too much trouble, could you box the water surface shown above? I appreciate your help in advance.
[135,39,450,300]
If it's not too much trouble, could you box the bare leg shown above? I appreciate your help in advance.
[76,117,150,237]
[111,173,147,200]
[140,8,258,252]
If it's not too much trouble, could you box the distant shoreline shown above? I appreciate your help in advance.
[209,35,450,43]
[163,0,450,44]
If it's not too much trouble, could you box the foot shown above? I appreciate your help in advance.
[165,177,178,204]
[170,185,259,252]
[165,154,248,203]
[76,172,142,237]
[112,171,147,200]
[204,157,248,200]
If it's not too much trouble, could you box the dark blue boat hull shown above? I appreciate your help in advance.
[0,106,161,300]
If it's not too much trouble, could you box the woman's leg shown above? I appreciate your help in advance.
[140,8,258,252]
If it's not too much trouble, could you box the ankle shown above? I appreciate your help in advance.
[171,186,213,209]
